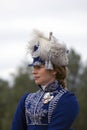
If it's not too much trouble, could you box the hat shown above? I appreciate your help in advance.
[27,30,69,70]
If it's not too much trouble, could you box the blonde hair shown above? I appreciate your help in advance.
[53,65,68,89]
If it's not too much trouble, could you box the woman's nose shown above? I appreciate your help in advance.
[32,68,37,74]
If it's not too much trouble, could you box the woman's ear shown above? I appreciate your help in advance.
[52,70,57,75]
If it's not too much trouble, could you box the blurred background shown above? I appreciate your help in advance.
[0,0,87,129]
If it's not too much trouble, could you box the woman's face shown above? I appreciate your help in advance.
[32,65,56,86]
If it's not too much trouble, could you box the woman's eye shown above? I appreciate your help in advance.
[36,66,41,69]
[34,65,44,69]
[34,66,40,69]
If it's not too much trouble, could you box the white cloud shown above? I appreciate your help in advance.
[0,0,87,19]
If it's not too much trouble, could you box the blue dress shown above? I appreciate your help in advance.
[10,81,79,130]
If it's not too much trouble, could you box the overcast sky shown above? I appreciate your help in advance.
[0,0,87,82]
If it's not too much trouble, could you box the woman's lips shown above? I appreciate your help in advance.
[34,76,40,80]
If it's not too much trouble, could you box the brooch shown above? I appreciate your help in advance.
[43,92,54,104]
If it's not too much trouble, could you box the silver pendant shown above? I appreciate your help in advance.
[43,92,54,104]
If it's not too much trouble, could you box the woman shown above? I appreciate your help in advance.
[10,30,79,130]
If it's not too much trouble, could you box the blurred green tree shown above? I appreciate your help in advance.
[75,66,87,130]
[0,79,9,130]
[67,49,82,92]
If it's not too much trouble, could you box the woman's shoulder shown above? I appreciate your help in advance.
[17,93,29,108]
[61,90,78,103]
[19,91,39,106]
[20,93,29,102]
[57,89,80,114]
[58,89,78,105]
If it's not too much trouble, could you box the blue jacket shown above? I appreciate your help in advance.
[10,81,79,130]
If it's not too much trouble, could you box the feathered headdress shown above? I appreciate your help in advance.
[27,29,69,69]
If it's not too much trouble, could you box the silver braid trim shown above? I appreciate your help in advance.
[48,89,67,124]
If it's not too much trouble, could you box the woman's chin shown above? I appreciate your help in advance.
[35,80,44,86]
[35,80,40,85]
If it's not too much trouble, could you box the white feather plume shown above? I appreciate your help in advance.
[27,29,69,66]
[28,29,53,60]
